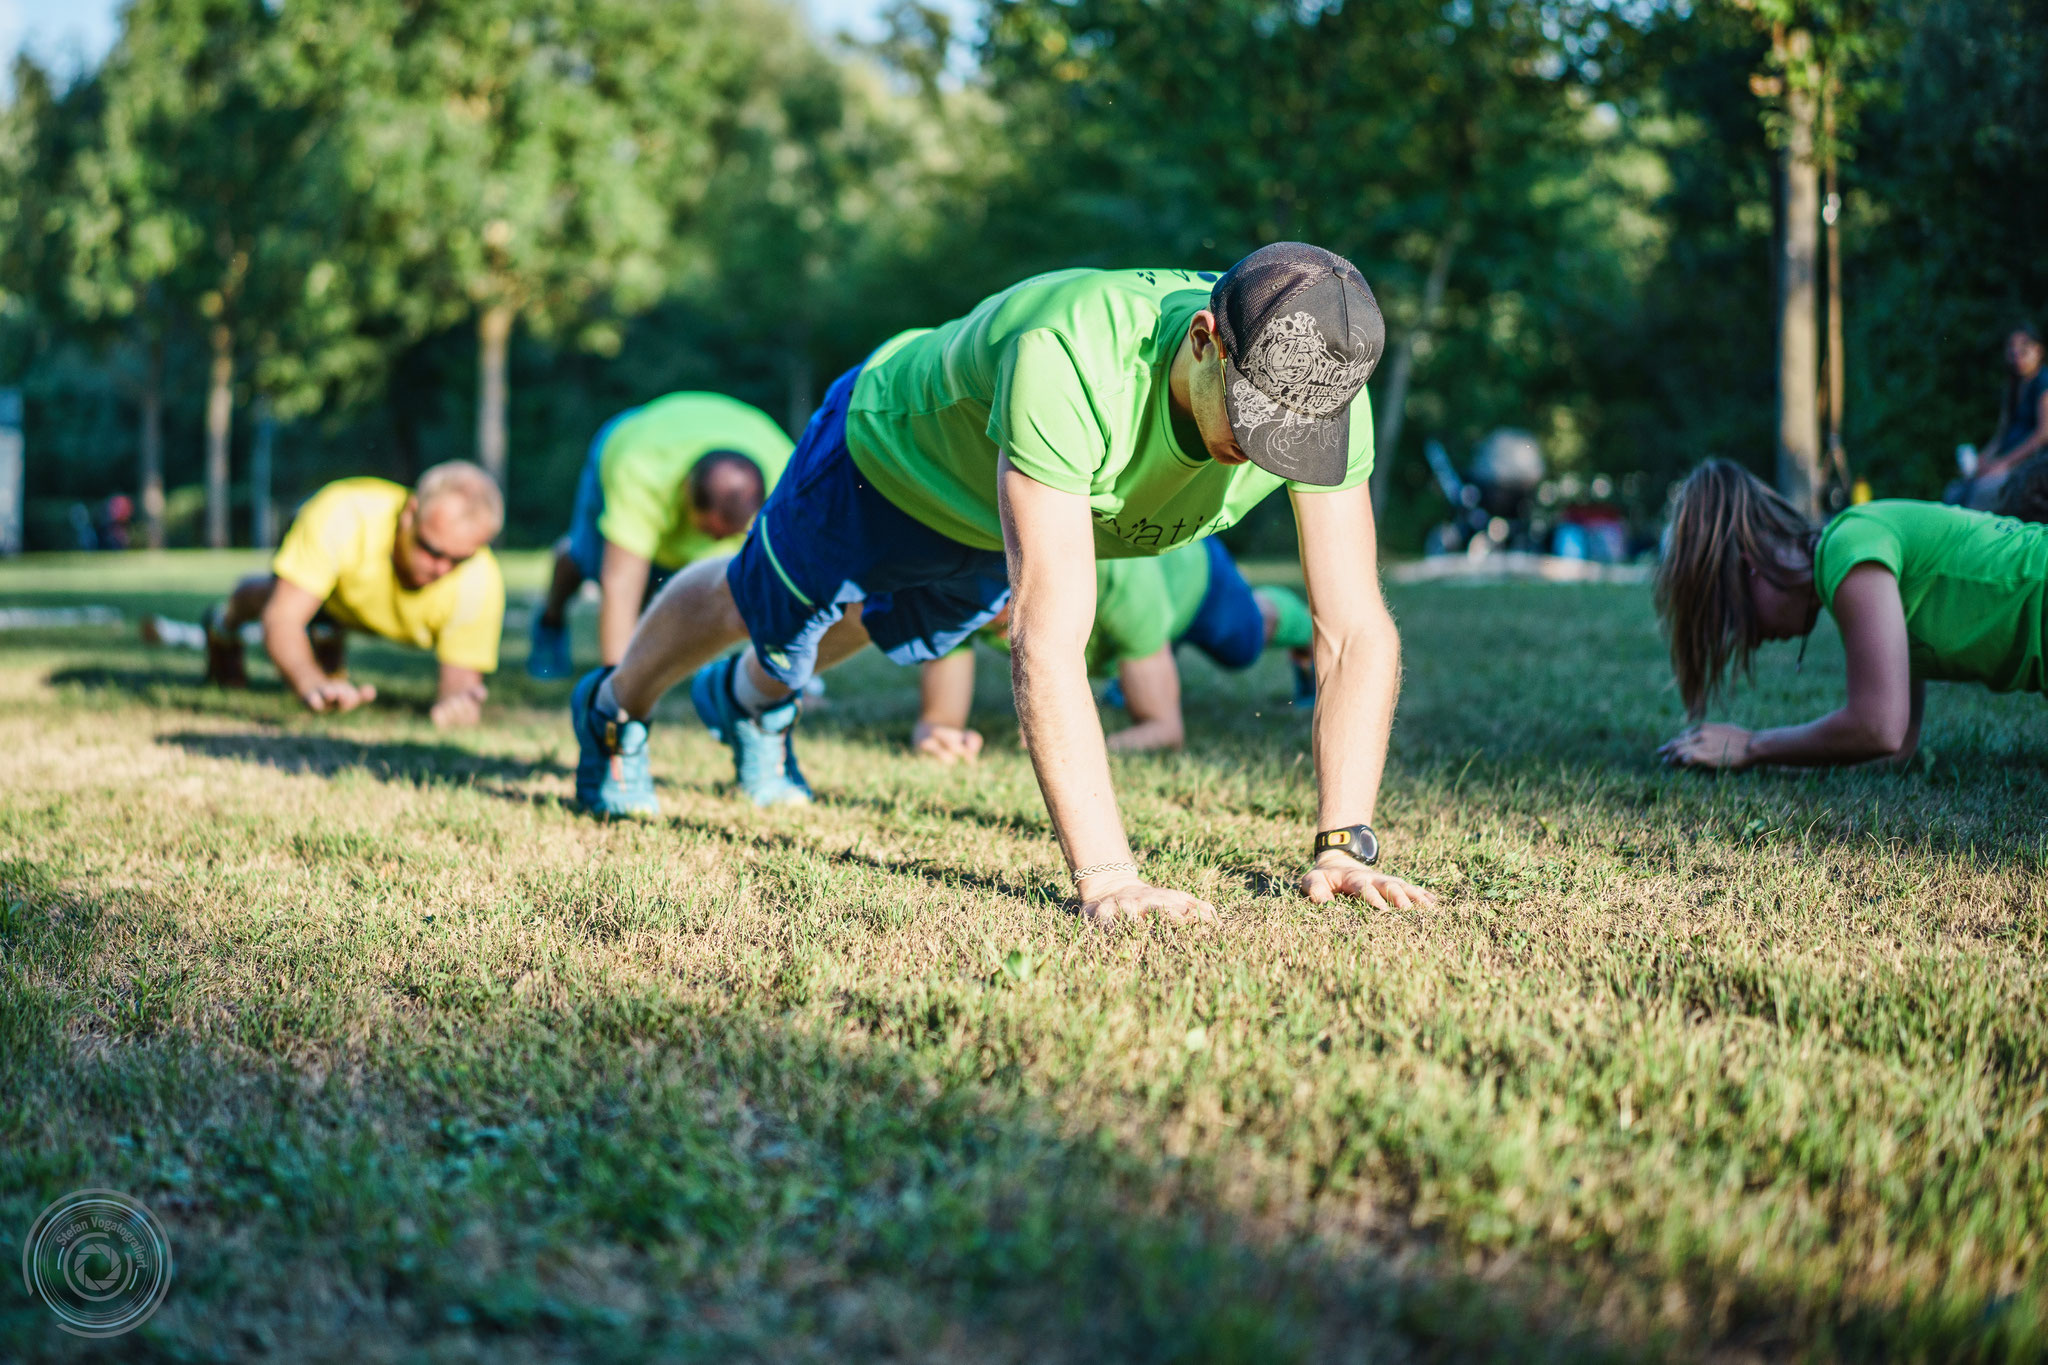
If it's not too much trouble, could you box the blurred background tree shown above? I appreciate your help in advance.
[0,0,2041,551]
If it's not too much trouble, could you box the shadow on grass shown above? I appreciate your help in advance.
[160,729,567,787]
[3,854,2030,1362]
[664,810,1060,905]
[0,862,1631,1365]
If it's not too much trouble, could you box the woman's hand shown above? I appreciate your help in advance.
[1299,854,1435,909]
[1660,722,1756,770]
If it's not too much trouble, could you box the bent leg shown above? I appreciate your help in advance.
[220,573,280,630]
[610,556,751,717]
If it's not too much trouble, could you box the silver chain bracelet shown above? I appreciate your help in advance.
[1071,860,1139,884]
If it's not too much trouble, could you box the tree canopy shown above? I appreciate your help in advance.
[0,0,2040,549]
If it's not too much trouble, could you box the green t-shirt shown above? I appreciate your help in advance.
[597,392,794,570]
[1084,542,1216,673]
[978,541,1217,676]
[845,268,1375,559]
[1813,500,2048,693]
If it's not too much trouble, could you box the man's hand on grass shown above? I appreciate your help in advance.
[1300,853,1435,910]
[430,683,488,729]
[1659,722,1755,770]
[912,720,984,764]
[1077,868,1216,927]
[301,678,376,714]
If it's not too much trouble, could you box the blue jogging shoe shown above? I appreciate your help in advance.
[571,667,658,817]
[528,613,573,680]
[689,654,812,807]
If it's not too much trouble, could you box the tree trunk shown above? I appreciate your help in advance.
[1774,29,1823,520]
[476,302,513,496]
[205,322,234,550]
[1369,225,1460,517]
[140,333,166,551]
[250,397,276,549]
[1822,76,1848,496]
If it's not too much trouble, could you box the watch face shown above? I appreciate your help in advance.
[1318,826,1378,865]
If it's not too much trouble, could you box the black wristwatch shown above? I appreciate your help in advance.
[1313,825,1380,867]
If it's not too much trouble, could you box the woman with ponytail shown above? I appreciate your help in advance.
[1654,460,2048,769]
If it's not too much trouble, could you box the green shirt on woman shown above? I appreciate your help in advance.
[1814,500,2048,692]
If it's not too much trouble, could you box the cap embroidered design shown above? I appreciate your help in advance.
[1240,311,1372,420]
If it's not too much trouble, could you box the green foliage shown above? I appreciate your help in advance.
[0,0,2042,544]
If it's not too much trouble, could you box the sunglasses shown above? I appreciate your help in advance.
[410,517,474,568]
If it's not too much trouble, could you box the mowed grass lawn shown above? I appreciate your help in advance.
[2,550,2045,1363]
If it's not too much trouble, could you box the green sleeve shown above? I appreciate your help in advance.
[1090,559,1173,672]
[1814,508,1905,612]
[595,434,673,562]
[990,329,1106,495]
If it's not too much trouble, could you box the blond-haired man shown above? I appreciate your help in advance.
[181,462,506,728]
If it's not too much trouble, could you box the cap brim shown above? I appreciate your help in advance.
[1222,357,1349,486]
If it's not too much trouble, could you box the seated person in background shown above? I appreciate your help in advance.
[527,393,793,678]
[1993,450,2048,524]
[912,538,1316,760]
[168,463,505,728]
[1958,324,2048,510]
[1655,460,2048,770]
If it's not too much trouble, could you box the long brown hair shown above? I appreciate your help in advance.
[1653,460,1817,718]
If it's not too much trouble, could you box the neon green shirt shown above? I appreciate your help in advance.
[597,393,794,570]
[845,268,1375,559]
[1814,500,2048,693]
[979,542,1216,676]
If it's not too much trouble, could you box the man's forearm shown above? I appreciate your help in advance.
[1310,612,1400,830]
[263,618,328,699]
[1012,633,1133,869]
[597,590,641,665]
[918,651,976,730]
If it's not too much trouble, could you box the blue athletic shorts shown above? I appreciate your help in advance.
[728,365,1011,688]
[564,407,641,581]
[1176,537,1266,670]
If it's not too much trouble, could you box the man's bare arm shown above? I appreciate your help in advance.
[431,664,489,729]
[597,540,654,666]
[1291,482,1433,909]
[1106,645,1184,752]
[264,579,375,712]
[913,651,984,762]
[998,455,1213,925]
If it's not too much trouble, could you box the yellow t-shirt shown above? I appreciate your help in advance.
[597,393,795,570]
[271,478,505,672]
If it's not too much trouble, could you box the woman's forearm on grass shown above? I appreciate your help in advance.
[1746,706,1912,766]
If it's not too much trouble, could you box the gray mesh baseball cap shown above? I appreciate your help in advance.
[1211,242,1386,486]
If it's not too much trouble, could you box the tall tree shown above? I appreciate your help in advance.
[79,0,340,548]
[1732,0,1890,515]
[977,0,1625,518]
[315,0,757,508]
